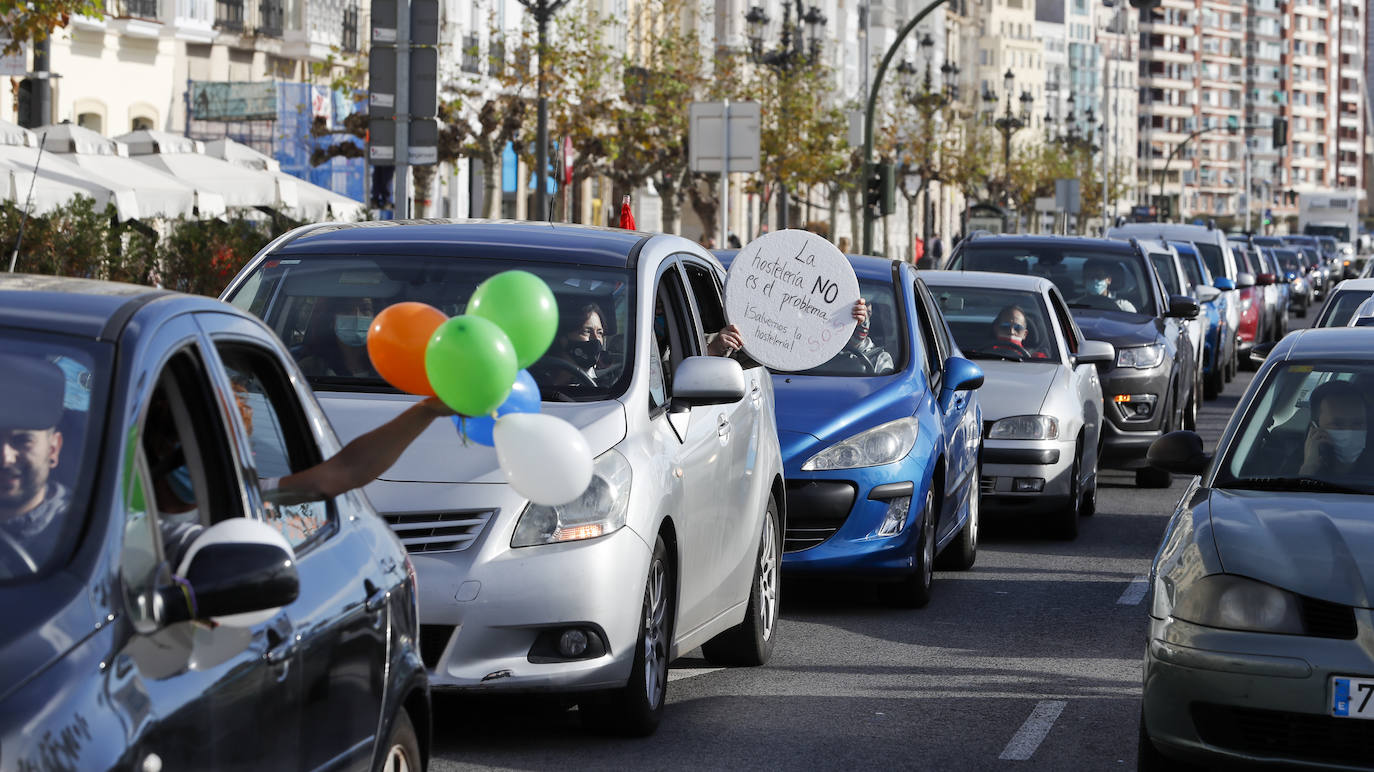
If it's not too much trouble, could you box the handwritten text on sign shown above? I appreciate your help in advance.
[723,229,859,371]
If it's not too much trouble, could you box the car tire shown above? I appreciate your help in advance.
[580,535,673,737]
[1203,358,1223,400]
[1184,370,1201,430]
[938,480,978,571]
[702,496,780,667]
[1135,465,1172,488]
[881,488,936,609]
[1048,446,1081,540]
[376,707,421,772]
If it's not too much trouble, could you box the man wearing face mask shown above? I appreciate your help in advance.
[1298,380,1371,478]
[987,305,1048,361]
[297,296,377,378]
[1,356,70,569]
[1073,259,1137,313]
[840,298,894,374]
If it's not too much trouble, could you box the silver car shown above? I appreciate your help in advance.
[922,271,1112,540]
[1141,327,1374,769]
[223,221,785,736]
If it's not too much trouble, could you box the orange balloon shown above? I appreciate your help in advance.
[367,302,448,396]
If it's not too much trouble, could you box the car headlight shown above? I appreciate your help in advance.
[1170,574,1305,635]
[1116,344,1165,369]
[511,449,632,547]
[802,417,919,471]
[988,414,1059,440]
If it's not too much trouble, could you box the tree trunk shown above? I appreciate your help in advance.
[658,175,681,235]
[687,175,719,240]
[481,150,502,219]
[413,165,435,218]
[846,187,860,253]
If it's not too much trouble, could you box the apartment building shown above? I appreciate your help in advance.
[974,0,1047,148]
[1098,0,1136,222]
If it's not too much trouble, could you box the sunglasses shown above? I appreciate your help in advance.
[997,321,1027,334]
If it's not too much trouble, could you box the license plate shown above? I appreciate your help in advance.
[1332,677,1374,719]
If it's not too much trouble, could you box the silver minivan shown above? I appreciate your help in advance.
[223,220,786,736]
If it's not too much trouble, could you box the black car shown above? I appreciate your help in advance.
[0,275,429,771]
[945,236,1199,488]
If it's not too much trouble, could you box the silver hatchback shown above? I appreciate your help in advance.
[224,221,785,736]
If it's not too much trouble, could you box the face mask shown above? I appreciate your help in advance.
[167,465,195,505]
[334,314,372,347]
[567,338,603,369]
[1327,429,1366,464]
[1089,279,1109,295]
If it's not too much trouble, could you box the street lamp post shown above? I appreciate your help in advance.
[745,1,827,232]
[895,34,957,260]
[982,69,1031,232]
[518,0,571,222]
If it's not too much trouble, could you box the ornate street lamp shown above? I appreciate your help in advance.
[518,0,571,221]
[897,31,956,255]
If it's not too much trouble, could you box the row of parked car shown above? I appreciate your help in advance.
[0,218,1317,770]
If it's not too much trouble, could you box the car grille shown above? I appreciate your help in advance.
[1192,703,1374,765]
[979,475,997,495]
[419,624,456,670]
[783,480,857,553]
[383,509,495,554]
[1301,596,1358,640]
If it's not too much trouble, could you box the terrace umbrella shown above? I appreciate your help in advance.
[116,129,298,211]
[0,121,141,220]
[204,137,366,221]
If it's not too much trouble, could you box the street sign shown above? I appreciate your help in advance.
[410,0,439,46]
[368,118,396,162]
[368,48,396,116]
[1055,178,1081,214]
[0,39,25,77]
[688,101,761,174]
[408,47,438,118]
[408,118,437,166]
[1034,197,1056,213]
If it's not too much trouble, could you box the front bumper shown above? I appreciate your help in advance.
[1097,365,1172,469]
[1142,612,1374,770]
[979,437,1077,514]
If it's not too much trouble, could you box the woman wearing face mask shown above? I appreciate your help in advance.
[552,304,610,385]
[297,296,377,378]
[1298,380,1371,478]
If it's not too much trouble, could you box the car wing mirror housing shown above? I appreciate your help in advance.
[1147,430,1212,476]
[1250,341,1277,365]
[1256,272,1277,286]
[1235,271,1256,289]
[1214,277,1236,291]
[1195,284,1221,303]
[672,355,747,408]
[939,356,983,410]
[158,520,300,626]
[1074,340,1115,366]
[1167,294,1201,319]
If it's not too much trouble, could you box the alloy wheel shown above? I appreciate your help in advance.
[380,745,411,772]
[921,492,935,588]
[642,558,668,710]
[758,513,778,641]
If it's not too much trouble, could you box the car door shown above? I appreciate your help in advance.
[198,312,390,772]
[912,277,975,544]
[113,329,303,771]
[646,259,726,638]
[1048,288,1102,464]
[679,255,761,607]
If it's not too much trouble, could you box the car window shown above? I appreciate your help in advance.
[679,258,726,343]
[1194,242,1227,281]
[226,255,635,403]
[0,333,107,581]
[793,277,904,377]
[950,243,1157,316]
[1316,290,1374,328]
[216,344,333,551]
[1048,289,1081,354]
[1149,252,1182,295]
[1171,246,1205,289]
[930,285,1062,364]
[910,280,944,387]
[648,264,698,411]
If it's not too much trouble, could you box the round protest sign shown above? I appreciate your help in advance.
[724,229,859,371]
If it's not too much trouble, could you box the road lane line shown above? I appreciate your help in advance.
[668,667,723,682]
[1117,576,1150,606]
[999,700,1066,761]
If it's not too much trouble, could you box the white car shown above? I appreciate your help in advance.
[1314,278,1374,328]
[922,271,1113,540]
[223,221,785,736]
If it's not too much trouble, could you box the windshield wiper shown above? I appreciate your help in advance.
[1221,477,1369,495]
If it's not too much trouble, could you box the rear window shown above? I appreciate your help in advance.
[226,255,636,402]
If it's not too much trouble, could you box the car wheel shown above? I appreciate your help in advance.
[702,496,780,667]
[938,478,978,571]
[881,488,935,609]
[580,535,673,737]
[1184,370,1200,430]
[376,708,420,772]
[1048,445,1081,540]
[1203,358,1223,400]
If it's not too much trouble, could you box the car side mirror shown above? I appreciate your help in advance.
[1195,284,1221,303]
[1256,272,1277,286]
[1146,430,1212,476]
[159,520,300,626]
[1250,341,1277,365]
[1235,271,1256,289]
[1214,277,1236,291]
[1167,294,1200,319]
[939,356,983,411]
[1073,340,1115,366]
[672,355,746,408]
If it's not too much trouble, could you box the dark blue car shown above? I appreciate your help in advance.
[1169,241,1229,400]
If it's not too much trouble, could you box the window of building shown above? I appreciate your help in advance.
[76,112,102,132]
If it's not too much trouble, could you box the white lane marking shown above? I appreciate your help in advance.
[668,667,723,682]
[1117,576,1150,606]
[999,700,1067,761]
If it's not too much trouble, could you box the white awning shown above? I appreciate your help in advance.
[59,152,225,219]
[116,130,298,210]
[0,151,140,221]
[0,119,37,148]
[204,136,365,221]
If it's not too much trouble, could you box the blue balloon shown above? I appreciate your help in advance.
[452,369,541,446]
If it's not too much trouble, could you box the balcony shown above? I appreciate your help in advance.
[258,0,282,36]
[215,0,243,31]
[116,0,159,18]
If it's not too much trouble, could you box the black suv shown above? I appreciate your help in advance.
[945,236,1199,488]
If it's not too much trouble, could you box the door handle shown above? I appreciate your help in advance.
[717,413,730,438]
[364,578,389,613]
[749,383,762,402]
[265,626,299,665]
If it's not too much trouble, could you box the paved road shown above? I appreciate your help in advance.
[432,329,1285,771]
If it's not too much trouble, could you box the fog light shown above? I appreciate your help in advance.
[874,496,911,537]
[1134,402,1153,416]
[558,629,589,657]
[1012,478,1045,493]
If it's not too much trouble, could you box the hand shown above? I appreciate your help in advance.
[708,325,744,356]
[1301,426,1332,473]
[852,299,869,324]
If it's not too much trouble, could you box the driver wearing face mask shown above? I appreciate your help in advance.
[841,298,894,374]
[1073,259,1137,313]
[297,296,377,378]
[1298,380,1371,478]
[558,304,609,385]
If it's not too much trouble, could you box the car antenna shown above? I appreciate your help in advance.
[7,131,46,274]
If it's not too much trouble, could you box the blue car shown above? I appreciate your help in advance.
[720,253,984,607]
[1170,241,1230,400]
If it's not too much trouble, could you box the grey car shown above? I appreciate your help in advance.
[921,271,1112,540]
[1140,327,1374,769]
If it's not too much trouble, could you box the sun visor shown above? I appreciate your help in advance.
[0,354,66,430]
[280,262,403,298]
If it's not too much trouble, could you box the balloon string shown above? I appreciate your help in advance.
[458,416,470,447]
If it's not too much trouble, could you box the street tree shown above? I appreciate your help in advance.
[2,0,103,54]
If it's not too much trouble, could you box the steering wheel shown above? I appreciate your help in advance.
[834,349,875,375]
[0,525,38,578]
[1078,294,1122,312]
[529,356,596,388]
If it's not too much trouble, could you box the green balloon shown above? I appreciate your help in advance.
[425,315,518,417]
[467,270,559,369]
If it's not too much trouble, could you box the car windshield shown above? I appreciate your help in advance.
[950,244,1158,316]
[0,332,108,581]
[928,286,1061,364]
[1273,249,1302,273]
[1316,291,1374,328]
[1193,242,1226,281]
[794,277,906,376]
[1149,252,1183,295]
[226,255,635,402]
[1218,362,1374,495]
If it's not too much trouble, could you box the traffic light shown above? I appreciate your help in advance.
[866,163,897,217]
[1272,116,1287,148]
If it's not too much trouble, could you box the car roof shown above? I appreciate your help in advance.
[712,248,899,281]
[1134,238,1176,255]
[271,220,651,268]
[962,234,1134,253]
[1330,278,1374,292]
[1109,223,1220,240]
[0,274,172,339]
[919,269,1057,293]
[1273,327,1374,361]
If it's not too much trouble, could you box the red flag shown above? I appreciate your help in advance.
[619,195,635,230]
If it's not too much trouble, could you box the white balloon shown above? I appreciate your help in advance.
[177,517,296,628]
[493,413,594,506]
